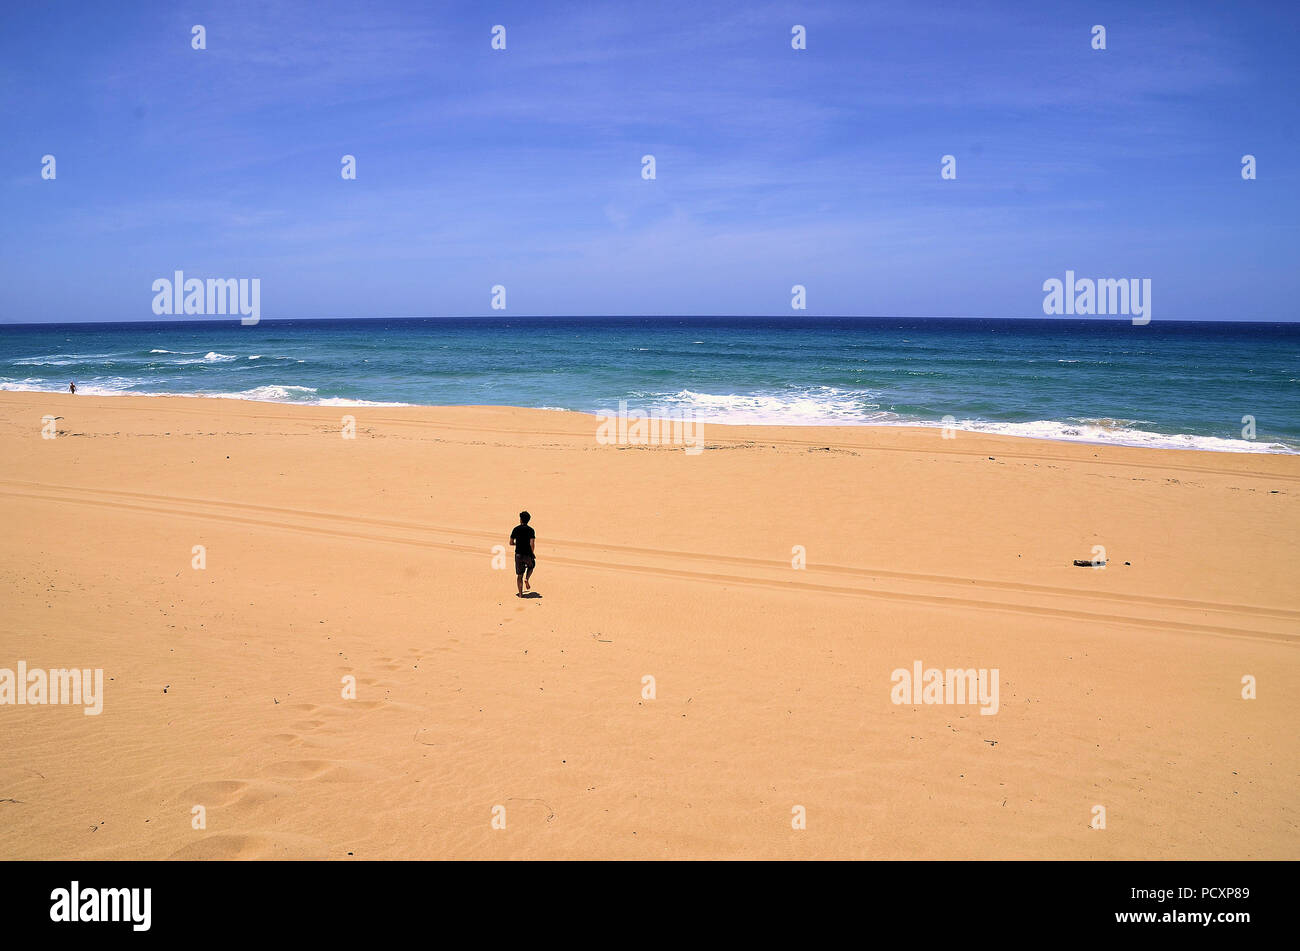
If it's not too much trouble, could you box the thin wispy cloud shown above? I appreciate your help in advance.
[0,0,1296,322]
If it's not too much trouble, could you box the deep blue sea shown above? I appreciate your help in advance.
[2,317,1297,452]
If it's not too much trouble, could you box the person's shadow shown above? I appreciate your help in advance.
[518,591,543,599]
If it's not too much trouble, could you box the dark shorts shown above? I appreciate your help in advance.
[515,553,535,574]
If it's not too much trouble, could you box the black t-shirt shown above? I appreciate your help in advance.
[510,524,535,558]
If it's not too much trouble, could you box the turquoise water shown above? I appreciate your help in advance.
[1,317,1297,452]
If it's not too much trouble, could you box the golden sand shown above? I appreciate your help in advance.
[0,391,1296,858]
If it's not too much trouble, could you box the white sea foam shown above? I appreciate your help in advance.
[0,377,148,395]
[314,396,411,407]
[644,387,888,426]
[162,351,240,365]
[204,385,408,407]
[0,379,407,407]
[17,349,244,366]
[627,389,1297,453]
[12,352,123,366]
[911,417,1293,453]
[0,375,1289,452]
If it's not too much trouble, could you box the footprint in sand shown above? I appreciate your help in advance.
[506,797,558,825]
[261,760,332,780]
[260,759,386,783]
[180,779,292,809]
[180,780,248,807]
[413,726,445,746]
[168,832,325,860]
[265,730,345,749]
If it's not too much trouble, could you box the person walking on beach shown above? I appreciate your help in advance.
[68,382,76,394]
[509,511,536,597]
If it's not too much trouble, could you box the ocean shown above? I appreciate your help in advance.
[2,316,1297,453]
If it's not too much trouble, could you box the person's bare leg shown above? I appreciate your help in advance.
[516,571,524,596]
[524,565,533,590]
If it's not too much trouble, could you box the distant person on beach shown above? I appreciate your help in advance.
[509,511,536,597]
[69,383,76,394]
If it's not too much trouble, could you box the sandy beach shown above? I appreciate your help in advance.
[0,389,1296,859]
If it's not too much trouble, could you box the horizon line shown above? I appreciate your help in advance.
[3,314,1298,327]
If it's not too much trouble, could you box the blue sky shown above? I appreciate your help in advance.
[1,0,1297,322]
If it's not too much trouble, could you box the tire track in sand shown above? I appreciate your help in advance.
[1,480,1296,643]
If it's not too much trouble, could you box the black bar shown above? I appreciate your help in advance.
[0,860,1285,938]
